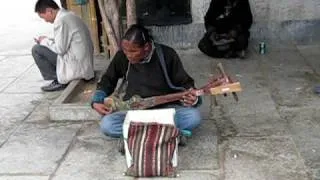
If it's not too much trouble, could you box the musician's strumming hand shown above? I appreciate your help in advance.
[181,88,198,107]
[92,103,112,115]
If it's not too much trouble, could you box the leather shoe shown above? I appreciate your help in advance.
[41,80,67,92]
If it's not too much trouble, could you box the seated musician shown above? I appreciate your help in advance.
[92,24,224,145]
[198,0,253,58]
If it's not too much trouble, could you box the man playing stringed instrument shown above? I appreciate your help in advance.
[91,24,227,144]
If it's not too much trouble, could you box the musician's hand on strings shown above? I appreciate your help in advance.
[181,88,198,107]
[92,103,112,115]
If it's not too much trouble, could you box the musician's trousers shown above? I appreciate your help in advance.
[100,106,201,138]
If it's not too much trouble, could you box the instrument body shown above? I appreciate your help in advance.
[104,63,241,111]
[104,67,241,112]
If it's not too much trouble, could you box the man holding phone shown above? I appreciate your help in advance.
[32,0,94,91]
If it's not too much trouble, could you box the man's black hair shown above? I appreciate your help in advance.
[123,24,153,46]
[35,0,59,13]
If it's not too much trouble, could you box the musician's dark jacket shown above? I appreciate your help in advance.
[92,43,199,108]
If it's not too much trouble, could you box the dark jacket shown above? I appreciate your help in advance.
[95,43,195,107]
[204,0,253,34]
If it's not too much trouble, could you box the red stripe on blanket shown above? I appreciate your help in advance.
[126,122,179,177]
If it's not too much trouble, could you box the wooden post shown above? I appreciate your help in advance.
[126,0,137,29]
[88,0,100,54]
[97,0,119,55]
[98,0,137,56]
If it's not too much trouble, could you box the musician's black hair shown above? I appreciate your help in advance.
[122,24,153,47]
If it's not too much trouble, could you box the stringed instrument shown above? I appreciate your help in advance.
[104,63,242,112]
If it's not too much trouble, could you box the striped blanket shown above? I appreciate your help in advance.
[123,109,179,177]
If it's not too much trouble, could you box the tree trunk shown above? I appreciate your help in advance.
[98,0,137,56]
[97,0,119,55]
[104,0,122,45]
[126,0,137,29]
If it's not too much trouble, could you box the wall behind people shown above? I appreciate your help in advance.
[150,0,320,48]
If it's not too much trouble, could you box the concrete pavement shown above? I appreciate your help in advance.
[0,41,320,179]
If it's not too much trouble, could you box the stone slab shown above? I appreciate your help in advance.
[263,49,311,72]
[297,45,320,76]
[140,171,219,180]
[223,137,310,180]
[0,56,34,78]
[48,79,100,121]
[179,120,219,170]
[49,104,100,121]
[214,78,277,117]
[25,102,50,123]
[4,65,45,93]
[257,48,320,107]
[297,45,320,57]
[261,52,319,107]
[0,94,42,119]
[228,113,289,137]
[0,56,6,61]
[266,70,317,107]
[0,78,15,92]
[281,107,320,174]
[51,123,128,180]
[0,177,48,180]
[177,49,213,75]
[314,169,320,180]
[207,51,279,117]
[53,121,218,179]
[213,110,289,138]
[0,118,19,146]
[0,94,43,144]
[0,123,81,174]
[213,48,262,75]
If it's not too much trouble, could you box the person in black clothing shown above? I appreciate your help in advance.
[198,0,253,58]
[91,24,210,141]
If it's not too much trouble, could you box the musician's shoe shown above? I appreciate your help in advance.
[41,80,67,92]
[178,135,188,146]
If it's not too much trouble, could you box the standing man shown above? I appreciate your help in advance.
[32,0,94,91]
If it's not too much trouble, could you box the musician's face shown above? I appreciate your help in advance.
[121,40,151,64]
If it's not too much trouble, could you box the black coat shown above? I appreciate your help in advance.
[96,44,195,103]
[204,0,253,34]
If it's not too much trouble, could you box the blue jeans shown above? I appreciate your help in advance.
[100,107,201,138]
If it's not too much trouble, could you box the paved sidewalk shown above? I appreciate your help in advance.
[0,41,320,180]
